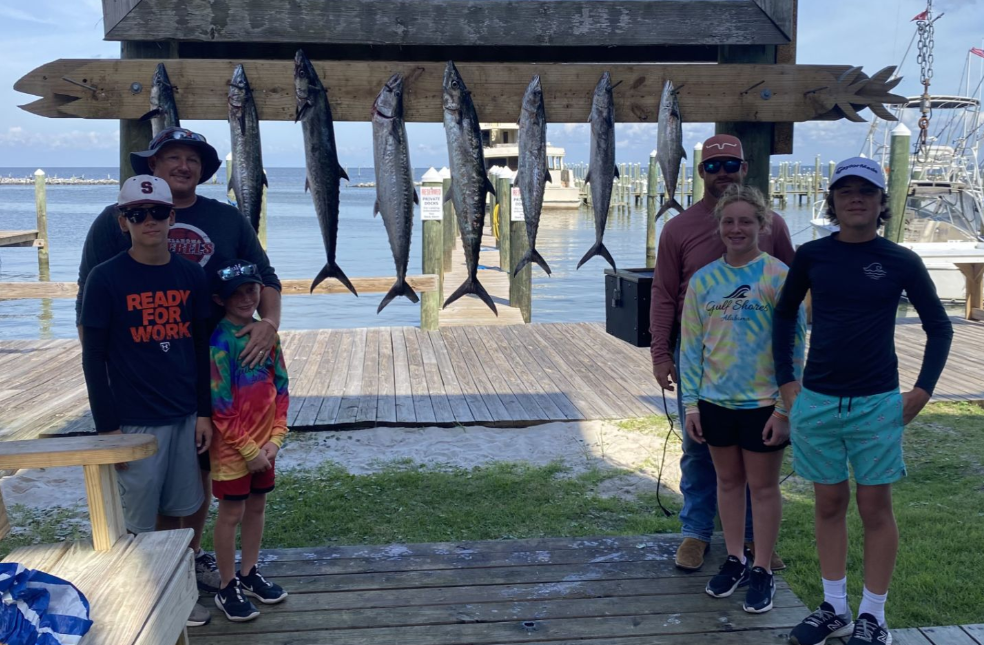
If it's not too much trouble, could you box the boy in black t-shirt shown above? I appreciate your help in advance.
[80,175,214,623]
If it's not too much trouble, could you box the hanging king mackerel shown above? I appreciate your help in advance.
[577,72,619,272]
[371,73,419,313]
[294,49,357,296]
[656,80,686,219]
[227,64,267,234]
[139,63,179,137]
[441,61,497,315]
[513,75,551,277]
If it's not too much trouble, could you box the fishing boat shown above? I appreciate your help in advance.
[481,123,581,208]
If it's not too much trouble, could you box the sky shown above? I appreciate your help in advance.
[0,0,981,169]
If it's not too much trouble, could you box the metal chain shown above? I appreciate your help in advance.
[914,1,935,156]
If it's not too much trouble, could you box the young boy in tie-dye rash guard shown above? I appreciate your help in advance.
[679,185,805,614]
[208,258,289,622]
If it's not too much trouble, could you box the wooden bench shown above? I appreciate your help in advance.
[0,434,198,644]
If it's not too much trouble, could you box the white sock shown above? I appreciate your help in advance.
[858,587,888,627]
[822,577,849,616]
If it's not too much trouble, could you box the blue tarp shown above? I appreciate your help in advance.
[0,563,92,645]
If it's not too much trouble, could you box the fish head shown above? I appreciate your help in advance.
[442,61,469,114]
[372,73,404,120]
[149,62,172,109]
[521,75,543,116]
[660,80,681,120]
[293,49,321,122]
[228,64,249,108]
[590,71,615,118]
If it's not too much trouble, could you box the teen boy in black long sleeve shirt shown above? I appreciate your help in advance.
[773,157,952,645]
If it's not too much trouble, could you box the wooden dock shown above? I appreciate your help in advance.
[192,533,814,645]
[0,230,39,248]
[2,318,983,441]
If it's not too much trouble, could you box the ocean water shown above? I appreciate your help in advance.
[0,167,820,339]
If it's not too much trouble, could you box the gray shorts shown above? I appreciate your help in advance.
[118,414,204,533]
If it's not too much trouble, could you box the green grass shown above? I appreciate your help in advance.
[3,404,980,628]
[778,402,984,628]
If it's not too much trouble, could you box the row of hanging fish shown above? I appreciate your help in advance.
[143,59,688,317]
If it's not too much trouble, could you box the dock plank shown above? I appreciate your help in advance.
[435,327,494,423]
[356,328,380,424]
[287,330,331,426]
[413,328,455,424]
[404,327,436,425]
[451,325,526,422]
[336,327,368,425]
[423,328,476,424]
[391,328,416,424]
[292,330,341,427]
[314,329,353,426]
[375,328,397,423]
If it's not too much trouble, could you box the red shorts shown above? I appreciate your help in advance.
[212,461,276,501]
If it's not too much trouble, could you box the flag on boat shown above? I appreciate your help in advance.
[0,563,93,645]
[911,9,929,21]
[971,47,984,59]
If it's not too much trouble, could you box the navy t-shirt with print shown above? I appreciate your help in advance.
[773,234,953,397]
[81,251,211,427]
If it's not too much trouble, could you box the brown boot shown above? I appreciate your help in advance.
[744,541,786,571]
[674,537,710,571]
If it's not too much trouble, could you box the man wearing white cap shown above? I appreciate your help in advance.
[774,157,952,645]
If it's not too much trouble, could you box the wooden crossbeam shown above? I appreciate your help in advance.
[15,59,904,124]
[0,276,439,300]
[101,0,792,47]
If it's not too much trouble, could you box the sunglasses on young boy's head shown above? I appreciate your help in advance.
[217,262,259,281]
[120,205,172,224]
[701,158,744,174]
[150,128,208,148]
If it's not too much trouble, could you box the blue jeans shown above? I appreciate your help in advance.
[675,340,754,543]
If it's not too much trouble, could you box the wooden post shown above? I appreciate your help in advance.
[420,168,443,331]
[828,160,836,191]
[813,154,821,200]
[716,45,776,198]
[33,169,50,278]
[884,123,911,244]
[507,174,532,323]
[83,464,127,551]
[259,169,268,249]
[692,142,705,203]
[497,173,512,278]
[440,167,454,272]
[679,159,687,206]
[646,150,657,268]
[487,167,500,246]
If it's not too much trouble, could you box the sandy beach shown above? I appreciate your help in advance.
[1,421,683,515]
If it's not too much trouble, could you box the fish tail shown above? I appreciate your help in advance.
[513,248,551,277]
[376,278,419,313]
[576,241,616,272]
[443,276,498,316]
[310,262,359,296]
[655,198,684,220]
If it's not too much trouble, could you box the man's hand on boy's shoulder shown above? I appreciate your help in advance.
[236,319,278,369]
[196,416,213,454]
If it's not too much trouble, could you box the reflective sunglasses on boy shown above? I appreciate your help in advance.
[150,127,208,148]
[120,205,173,224]
[217,262,259,281]
[701,158,743,174]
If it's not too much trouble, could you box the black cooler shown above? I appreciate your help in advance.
[604,267,654,347]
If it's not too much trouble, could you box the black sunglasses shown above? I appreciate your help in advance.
[702,158,743,174]
[151,128,208,148]
[121,205,172,224]
[217,262,259,281]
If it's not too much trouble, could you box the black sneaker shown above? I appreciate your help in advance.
[743,566,776,613]
[195,550,222,593]
[214,579,260,623]
[789,602,855,645]
[846,613,892,645]
[238,565,288,604]
[705,555,750,598]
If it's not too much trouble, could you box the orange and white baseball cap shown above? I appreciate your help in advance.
[117,175,173,208]
[701,134,744,161]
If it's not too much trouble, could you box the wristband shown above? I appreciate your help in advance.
[772,410,788,421]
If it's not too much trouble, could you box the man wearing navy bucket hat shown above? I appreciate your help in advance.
[76,126,283,626]
[773,157,952,645]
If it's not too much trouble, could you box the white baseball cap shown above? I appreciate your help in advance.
[117,175,173,208]
[830,156,886,190]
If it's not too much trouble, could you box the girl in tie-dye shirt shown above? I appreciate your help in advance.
[679,185,805,614]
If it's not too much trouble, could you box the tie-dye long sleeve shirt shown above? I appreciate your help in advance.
[679,253,805,415]
[209,318,290,481]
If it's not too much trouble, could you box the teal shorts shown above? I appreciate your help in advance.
[790,386,906,486]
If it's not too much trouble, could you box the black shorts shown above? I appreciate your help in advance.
[697,400,788,453]
[198,450,212,472]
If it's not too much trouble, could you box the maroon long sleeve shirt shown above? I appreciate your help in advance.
[649,199,796,366]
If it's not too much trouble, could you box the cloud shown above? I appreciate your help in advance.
[0,126,119,150]
[0,6,53,24]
